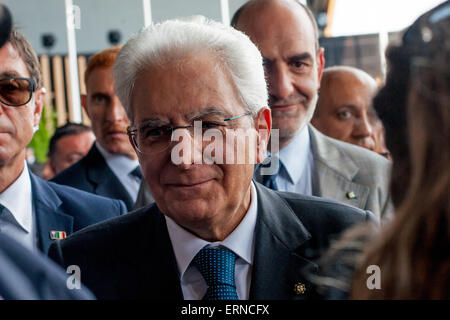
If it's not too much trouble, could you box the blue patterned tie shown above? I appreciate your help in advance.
[193,246,239,300]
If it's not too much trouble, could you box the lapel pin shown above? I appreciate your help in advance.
[293,282,306,295]
[50,230,67,240]
[346,191,357,199]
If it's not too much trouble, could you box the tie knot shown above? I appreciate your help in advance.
[193,246,239,300]
[130,166,142,179]
[260,156,283,190]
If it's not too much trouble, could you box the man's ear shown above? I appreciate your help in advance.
[316,47,325,87]
[254,107,271,164]
[32,88,45,128]
[81,94,88,115]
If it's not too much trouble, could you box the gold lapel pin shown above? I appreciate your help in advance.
[294,282,306,295]
[50,230,67,240]
[346,191,357,199]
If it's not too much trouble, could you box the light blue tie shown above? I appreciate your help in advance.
[193,246,239,300]
[130,166,142,180]
[261,157,283,191]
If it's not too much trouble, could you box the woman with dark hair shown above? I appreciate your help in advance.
[316,2,449,299]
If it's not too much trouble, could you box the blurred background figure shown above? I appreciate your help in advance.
[312,66,378,152]
[43,123,94,179]
[51,46,151,210]
[319,2,449,300]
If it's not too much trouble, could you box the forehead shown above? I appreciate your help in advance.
[324,73,377,110]
[86,66,115,93]
[130,51,244,123]
[56,131,94,150]
[237,1,316,59]
[0,42,30,78]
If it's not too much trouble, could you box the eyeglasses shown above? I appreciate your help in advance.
[127,112,252,154]
[0,77,36,106]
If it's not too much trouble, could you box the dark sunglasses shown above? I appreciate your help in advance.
[0,77,36,107]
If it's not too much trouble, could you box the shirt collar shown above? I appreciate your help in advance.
[165,181,258,279]
[96,141,139,177]
[272,126,311,185]
[0,162,33,233]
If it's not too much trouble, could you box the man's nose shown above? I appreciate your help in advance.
[268,64,295,101]
[353,113,374,138]
[106,97,128,122]
[171,128,203,169]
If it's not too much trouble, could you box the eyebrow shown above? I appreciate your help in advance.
[186,107,230,121]
[287,53,314,63]
[137,118,166,130]
[136,106,231,129]
[263,52,314,65]
[336,104,361,113]
[0,71,24,78]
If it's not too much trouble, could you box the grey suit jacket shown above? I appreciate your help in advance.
[48,182,375,300]
[255,125,393,220]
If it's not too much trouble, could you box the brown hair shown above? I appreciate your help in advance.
[350,2,450,299]
[84,45,121,85]
[8,29,42,88]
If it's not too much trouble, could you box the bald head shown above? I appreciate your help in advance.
[233,0,325,150]
[312,66,378,151]
[232,0,319,51]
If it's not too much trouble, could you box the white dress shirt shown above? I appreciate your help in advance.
[0,162,35,250]
[165,182,258,300]
[96,142,141,202]
[269,126,314,196]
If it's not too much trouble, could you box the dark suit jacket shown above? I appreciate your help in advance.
[31,171,126,254]
[48,182,375,300]
[51,144,136,210]
[0,233,94,300]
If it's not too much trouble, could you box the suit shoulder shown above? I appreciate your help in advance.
[57,204,157,248]
[45,180,126,216]
[51,157,88,185]
[323,134,390,168]
[277,191,373,228]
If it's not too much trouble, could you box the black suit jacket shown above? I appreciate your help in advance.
[48,182,375,300]
[52,144,135,210]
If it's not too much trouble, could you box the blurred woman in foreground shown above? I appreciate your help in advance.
[318,2,449,299]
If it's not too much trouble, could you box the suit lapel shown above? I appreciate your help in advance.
[309,125,369,209]
[131,205,183,299]
[29,171,74,254]
[85,145,135,210]
[250,182,318,300]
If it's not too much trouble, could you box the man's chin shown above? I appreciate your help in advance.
[102,143,136,157]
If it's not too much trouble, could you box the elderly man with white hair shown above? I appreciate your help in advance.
[49,17,375,300]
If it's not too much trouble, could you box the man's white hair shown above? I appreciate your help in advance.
[113,16,268,121]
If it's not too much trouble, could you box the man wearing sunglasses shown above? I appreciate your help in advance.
[0,29,126,255]
[49,17,375,300]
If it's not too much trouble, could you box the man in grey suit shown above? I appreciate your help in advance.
[49,16,375,300]
[232,0,392,220]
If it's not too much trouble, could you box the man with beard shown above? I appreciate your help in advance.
[232,0,392,220]
[52,46,152,210]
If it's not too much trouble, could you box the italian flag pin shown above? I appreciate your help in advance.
[50,230,67,240]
